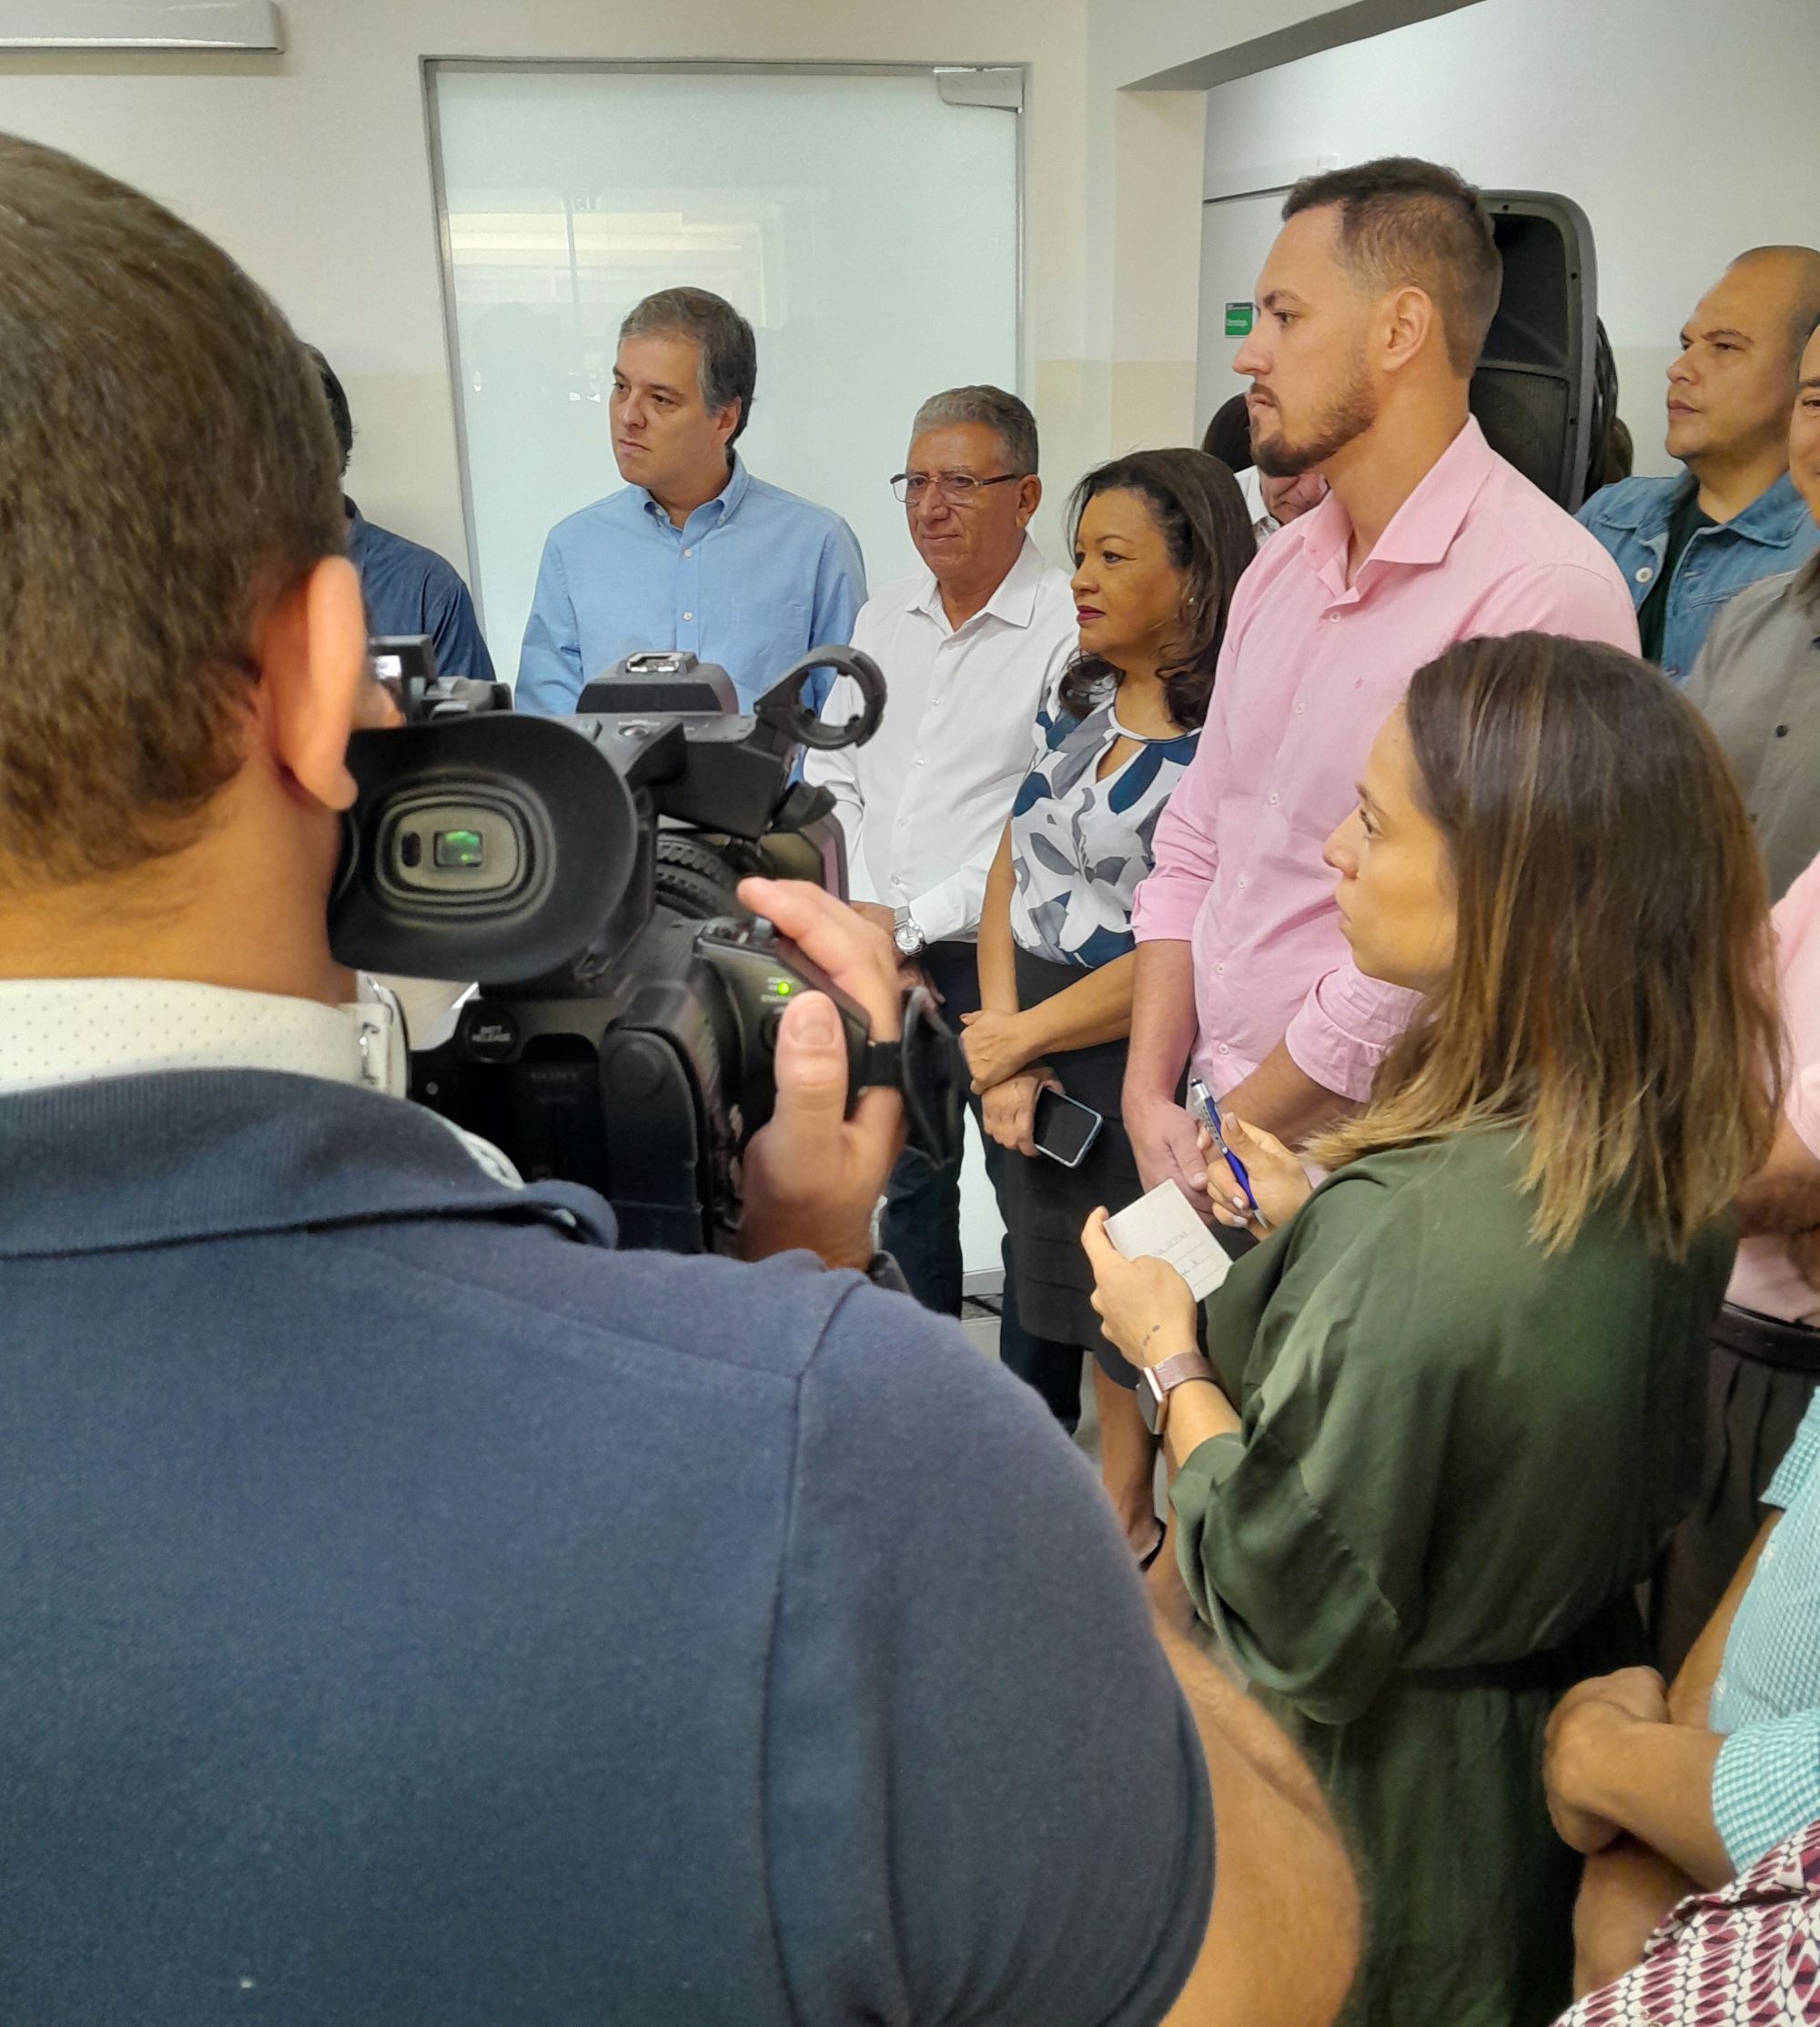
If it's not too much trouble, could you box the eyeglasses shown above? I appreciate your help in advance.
[890,471,1025,505]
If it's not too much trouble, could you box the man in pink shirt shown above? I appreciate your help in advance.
[1126,157,1638,1208]
[1652,847,1820,1669]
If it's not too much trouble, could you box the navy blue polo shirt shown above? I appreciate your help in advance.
[346,498,496,682]
[0,1069,1212,2025]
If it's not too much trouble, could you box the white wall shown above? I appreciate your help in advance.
[0,0,1451,585]
[0,0,1097,578]
[1198,0,1820,476]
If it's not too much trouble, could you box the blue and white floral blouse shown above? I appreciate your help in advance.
[1006,689,1199,971]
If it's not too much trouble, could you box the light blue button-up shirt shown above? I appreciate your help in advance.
[1709,1391,1820,1870]
[516,456,866,715]
[1577,471,1819,684]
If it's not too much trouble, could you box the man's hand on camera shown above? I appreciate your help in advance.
[736,878,905,1273]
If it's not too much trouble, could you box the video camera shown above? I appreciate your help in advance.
[329,638,965,1253]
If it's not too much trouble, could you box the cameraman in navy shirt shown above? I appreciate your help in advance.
[0,137,1356,2027]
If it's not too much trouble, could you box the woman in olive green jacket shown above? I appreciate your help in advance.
[1085,633,1782,2027]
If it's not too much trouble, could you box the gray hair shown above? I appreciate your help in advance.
[910,384,1038,475]
[618,288,757,446]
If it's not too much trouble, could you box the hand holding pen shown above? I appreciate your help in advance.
[1187,1078,1314,1235]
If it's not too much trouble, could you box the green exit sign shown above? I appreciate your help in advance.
[1225,301,1254,338]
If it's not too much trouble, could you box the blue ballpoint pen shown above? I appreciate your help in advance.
[1188,1076,1271,1231]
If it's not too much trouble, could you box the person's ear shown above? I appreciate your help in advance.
[1016,473,1042,527]
[1380,285,1439,376]
[253,554,370,815]
[712,398,742,452]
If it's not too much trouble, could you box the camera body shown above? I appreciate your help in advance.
[332,647,961,1253]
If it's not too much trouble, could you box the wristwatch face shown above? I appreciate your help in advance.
[1137,1367,1167,1435]
[894,914,923,956]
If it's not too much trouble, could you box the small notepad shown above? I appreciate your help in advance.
[1104,1181,1234,1302]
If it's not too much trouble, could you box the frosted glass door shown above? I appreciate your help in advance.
[430,65,1021,680]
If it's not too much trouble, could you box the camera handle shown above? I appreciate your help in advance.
[753,646,886,753]
[693,920,965,1168]
[859,988,966,1168]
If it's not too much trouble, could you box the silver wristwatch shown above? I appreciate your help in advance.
[893,906,926,958]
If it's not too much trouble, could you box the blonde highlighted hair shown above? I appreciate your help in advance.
[1315,633,1782,1258]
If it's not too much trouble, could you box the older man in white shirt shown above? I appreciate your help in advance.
[807,385,1080,1420]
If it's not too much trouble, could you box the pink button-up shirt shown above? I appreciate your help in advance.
[1731,854,1820,1325]
[1130,417,1638,1100]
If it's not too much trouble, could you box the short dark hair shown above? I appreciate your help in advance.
[1282,157,1502,378]
[619,287,758,448]
[0,135,345,887]
[1199,393,1253,473]
[306,345,354,476]
[910,385,1038,475]
[1058,449,1256,732]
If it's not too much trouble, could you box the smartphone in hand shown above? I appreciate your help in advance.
[1032,1087,1103,1168]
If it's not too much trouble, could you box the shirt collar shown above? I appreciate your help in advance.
[1596,471,1810,545]
[0,1069,602,1263]
[910,533,1049,632]
[637,452,749,531]
[1294,416,1498,592]
[1721,471,1816,547]
[1592,474,1692,535]
[1369,415,1497,569]
[0,976,525,1184]
[0,976,410,1098]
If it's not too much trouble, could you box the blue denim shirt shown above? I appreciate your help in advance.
[516,455,865,715]
[1577,471,1819,684]
[347,501,496,683]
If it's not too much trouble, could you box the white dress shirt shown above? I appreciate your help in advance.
[804,534,1077,945]
[0,975,518,1182]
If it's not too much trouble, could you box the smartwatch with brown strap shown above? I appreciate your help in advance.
[1136,1350,1217,1435]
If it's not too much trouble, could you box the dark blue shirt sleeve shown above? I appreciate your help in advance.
[351,516,496,683]
[424,573,495,683]
[763,1283,1213,2026]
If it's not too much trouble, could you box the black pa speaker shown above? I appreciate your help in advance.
[1471,192,1598,512]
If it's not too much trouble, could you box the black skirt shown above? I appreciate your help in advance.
[1000,946,1146,1387]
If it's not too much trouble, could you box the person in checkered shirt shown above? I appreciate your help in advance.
[1545,1383,1820,1999]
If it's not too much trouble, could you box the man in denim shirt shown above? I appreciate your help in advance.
[1579,248,1820,682]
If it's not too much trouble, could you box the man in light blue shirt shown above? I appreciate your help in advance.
[1577,248,1820,682]
[517,289,865,714]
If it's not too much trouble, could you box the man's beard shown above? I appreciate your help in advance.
[1252,358,1378,478]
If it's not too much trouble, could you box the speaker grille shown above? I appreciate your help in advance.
[1468,197,1594,508]
[1471,370,1571,498]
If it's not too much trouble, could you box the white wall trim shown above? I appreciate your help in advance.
[0,1,283,50]
[1204,153,1336,203]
